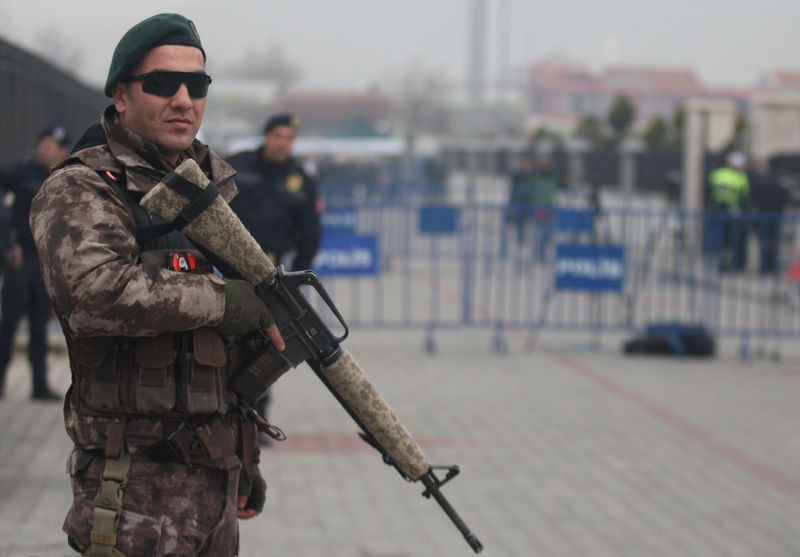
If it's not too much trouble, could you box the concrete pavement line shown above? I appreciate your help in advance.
[541,345,800,504]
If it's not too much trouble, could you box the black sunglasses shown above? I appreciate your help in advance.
[122,71,212,98]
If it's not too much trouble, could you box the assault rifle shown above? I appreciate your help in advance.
[140,160,483,553]
[230,266,483,553]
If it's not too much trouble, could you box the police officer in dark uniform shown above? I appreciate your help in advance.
[228,113,321,271]
[227,113,321,437]
[0,126,69,399]
[750,160,788,274]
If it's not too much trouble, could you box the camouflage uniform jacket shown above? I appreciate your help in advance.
[30,106,255,468]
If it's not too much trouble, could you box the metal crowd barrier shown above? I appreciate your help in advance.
[312,203,800,358]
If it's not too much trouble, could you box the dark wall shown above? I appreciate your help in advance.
[0,38,106,165]
[583,150,618,185]
[769,154,800,175]
[635,151,681,191]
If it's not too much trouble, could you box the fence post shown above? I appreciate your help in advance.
[461,207,475,325]
[424,324,437,355]
[739,332,753,362]
[491,325,509,355]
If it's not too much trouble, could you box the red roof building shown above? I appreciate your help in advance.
[760,69,800,92]
[525,59,759,126]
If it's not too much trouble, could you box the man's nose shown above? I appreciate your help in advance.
[170,83,193,109]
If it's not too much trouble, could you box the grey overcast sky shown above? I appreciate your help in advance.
[1,0,798,90]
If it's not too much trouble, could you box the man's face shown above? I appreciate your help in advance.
[112,44,206,162]
[263,126,296,163]
[36,136,67,169]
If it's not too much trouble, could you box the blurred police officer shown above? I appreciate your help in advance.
[227,114,321,438]
[0,126,69,400]
[228,114,321,272]
[749,159,787,274]
[708,151,750,271]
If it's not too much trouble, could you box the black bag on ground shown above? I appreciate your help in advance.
[623,323,715,357]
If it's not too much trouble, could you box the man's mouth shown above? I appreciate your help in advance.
[166,117,193,129]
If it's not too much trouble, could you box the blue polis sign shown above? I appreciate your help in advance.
[321,207,358,234]
[555,209,595,234]
[313,234,378,277]
[554,244,625,292]
[419,206,461,235]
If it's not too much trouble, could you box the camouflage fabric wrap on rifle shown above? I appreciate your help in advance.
[319,349,429,480]
[140,160,275,283]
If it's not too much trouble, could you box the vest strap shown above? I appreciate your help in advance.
[104,417,126,460]
[83,453,130,557]
[161,173,220,229]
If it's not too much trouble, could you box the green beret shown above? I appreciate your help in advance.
[104,13,206,97]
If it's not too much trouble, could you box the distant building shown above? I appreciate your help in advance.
[267,91,392,137]
[0,37,105,164]
[526,60,602,120]
[524,59,758,128]
[759,69,800,93]
[600,66,705,122]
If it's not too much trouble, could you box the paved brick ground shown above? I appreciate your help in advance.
[0,329,799,557]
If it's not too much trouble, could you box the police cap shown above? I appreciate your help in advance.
[39,125,70,148]
[263,113,299,134]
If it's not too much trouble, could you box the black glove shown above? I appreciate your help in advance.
[238,462,267,513]
[218,279,274,336]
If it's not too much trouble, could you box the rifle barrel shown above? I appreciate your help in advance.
[421,471,484,553]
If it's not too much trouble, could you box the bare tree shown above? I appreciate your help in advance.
[643,117,669,149]
[379,61,451,136]
[222,44,301,92]
[575,114,610,147]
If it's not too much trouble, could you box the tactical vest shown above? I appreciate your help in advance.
[62,155,248,470]
[58,122,255,557]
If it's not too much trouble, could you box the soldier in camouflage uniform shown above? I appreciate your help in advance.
[29,14,283,557]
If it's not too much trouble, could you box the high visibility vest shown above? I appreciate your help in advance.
[709,167,749,209]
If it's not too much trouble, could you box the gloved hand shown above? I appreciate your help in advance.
[218,279,274,336]
[237,461,267,518]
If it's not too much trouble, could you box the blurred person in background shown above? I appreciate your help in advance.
[507,151,560,261]
[0,126,69,400]
[749,159,787,274]
[507,151,535,245]
[708,151,750,271]
[227,113,321,442]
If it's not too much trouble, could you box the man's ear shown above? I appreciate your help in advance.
[111,82,128,115]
